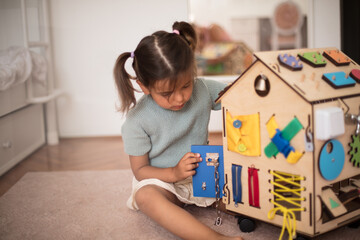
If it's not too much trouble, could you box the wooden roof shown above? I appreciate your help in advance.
[216,47,360,103]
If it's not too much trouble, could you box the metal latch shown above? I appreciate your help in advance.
[206,153,219,166]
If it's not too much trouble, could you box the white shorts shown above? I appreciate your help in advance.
[126,177,216,210]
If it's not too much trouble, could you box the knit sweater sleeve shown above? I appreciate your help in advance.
[202,79,227,110]
[121,103,151,157]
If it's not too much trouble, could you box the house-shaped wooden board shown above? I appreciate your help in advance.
[215,47,360,237]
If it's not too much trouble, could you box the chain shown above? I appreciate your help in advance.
[214,163,222,226]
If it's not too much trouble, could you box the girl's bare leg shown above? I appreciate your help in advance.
[135,185,243,240]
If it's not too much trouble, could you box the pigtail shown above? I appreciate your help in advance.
[172,21,197,52]
[113,52,137,113]
[172,21,198,77]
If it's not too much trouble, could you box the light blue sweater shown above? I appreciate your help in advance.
[121,78,226,168]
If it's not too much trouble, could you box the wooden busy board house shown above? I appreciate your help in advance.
[193,47,360,238]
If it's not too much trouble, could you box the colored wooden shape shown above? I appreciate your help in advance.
[321,188,347,217]
[278,53,303,71]
[319,139,345,181]
[329,198,340,209]
[298,52,327,67]
[265,117,303,159]
[323,50,351,66]
[265,142,278,158]
[281,117,303,140]
[322,71,356,89]
[350,69,360,83]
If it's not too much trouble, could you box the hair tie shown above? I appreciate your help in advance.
[130,51,135,58]
[173,29,180,35]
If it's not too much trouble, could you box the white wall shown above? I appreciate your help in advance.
[50,0,189,137]
[51,0,341,137]
[307,0,341,49]
[0,0,23,49]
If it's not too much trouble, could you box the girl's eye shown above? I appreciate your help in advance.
[183,83,191,89]
[161,92,172,97]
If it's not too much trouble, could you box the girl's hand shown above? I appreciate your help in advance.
[172,152,202,182]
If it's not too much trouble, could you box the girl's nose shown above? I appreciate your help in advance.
[171,91,184,103]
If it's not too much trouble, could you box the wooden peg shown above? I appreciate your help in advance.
[311,72,316,81]
[300,74,305,82]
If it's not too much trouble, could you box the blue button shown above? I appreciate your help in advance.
[233,120,242,128]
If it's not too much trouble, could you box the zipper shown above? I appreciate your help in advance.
[248,167,260,208]
[236,166,239,198]
[250,169,254,205]
[232,164,242,206]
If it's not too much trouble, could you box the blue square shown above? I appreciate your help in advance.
[322,71,356,88]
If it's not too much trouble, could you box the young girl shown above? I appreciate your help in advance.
[114,21,243,240]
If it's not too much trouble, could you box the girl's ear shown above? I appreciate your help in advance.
[136,80,150,95]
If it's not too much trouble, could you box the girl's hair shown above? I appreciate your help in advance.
[113,21,197,112]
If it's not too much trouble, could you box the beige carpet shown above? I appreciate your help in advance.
[0,170,358,240]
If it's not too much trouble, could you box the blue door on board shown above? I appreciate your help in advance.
[192,145,224,198]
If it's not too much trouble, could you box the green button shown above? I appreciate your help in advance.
[238,144,247,152]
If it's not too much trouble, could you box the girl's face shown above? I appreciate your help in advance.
[139,71,194,111]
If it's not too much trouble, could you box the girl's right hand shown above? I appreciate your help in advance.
[172,152,202,182]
